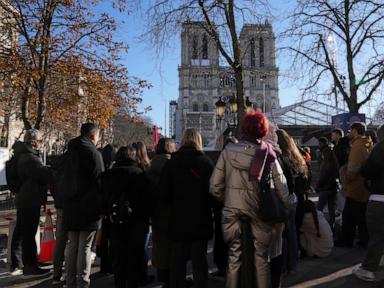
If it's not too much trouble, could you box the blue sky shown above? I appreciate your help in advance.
[109,0,312,134]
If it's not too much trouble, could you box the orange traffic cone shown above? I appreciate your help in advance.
[39,209,56,263]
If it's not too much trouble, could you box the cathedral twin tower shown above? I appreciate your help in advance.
[174,21,279,145]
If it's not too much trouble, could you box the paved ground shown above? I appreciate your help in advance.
[2,185,384,287]
[0,244,384,288]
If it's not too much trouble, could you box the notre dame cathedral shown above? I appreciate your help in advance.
[173,21,279,145]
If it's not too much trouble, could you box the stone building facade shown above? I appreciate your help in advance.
[175,21,279,145]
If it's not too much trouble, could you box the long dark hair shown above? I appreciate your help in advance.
[114,146,136,163]
[135,141,150,167]
[303,200,321,238]
[276,129,308,177]
[156,138,176,155]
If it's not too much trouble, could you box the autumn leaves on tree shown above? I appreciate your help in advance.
[0,0,150,137]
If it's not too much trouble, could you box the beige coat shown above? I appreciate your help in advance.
[345,136,373,203]
[210,141,289,288]
[300,211,333,257]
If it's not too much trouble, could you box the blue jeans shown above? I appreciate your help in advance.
[317,189,336,229]
[141,226,152,281]
[283,205,298,272]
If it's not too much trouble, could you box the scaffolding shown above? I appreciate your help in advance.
[266,99,348,126]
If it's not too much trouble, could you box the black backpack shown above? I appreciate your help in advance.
[108,190,133,224]
[5,154,22,194]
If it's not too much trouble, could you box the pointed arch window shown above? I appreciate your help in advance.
[192,35,198,59]
[259,37,264,67]
[250,38,256,67]
[203,103,209,112]
[202,35,208,59]
[192,103,199,112]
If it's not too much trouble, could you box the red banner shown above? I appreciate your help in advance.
[153,125,159,145]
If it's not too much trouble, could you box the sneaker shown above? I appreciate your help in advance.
[352,265,376,282]
[10,268,23,276]
[22,267,51,279]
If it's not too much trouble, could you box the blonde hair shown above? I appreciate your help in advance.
[180,128,203,151]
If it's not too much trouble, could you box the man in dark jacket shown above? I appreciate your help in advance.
[331,128,345,166]
[353,124,384,282]
[63,123,104,288]
[15,130,52,278]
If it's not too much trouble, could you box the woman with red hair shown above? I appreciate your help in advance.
[210,111,289,288]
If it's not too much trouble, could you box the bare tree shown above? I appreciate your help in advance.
[373,102,384,125]
[142,0,269,135]
[283,0,384,113]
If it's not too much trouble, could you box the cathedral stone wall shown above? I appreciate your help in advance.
[176,21,279,145]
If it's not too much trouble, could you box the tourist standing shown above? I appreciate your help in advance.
[63,123,104,288]
[276,129,309,274]
[161,129,214,288]
[102,146,152,288]
[15,130,52,278]
[210,112,288,288]
[353,125,384,281]
[316,146,339,229]
[148,138,176,287]
[336,122,373,247]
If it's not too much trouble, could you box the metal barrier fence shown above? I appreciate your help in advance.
[0,191,15,211]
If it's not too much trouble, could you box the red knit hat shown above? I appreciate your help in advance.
[241,111,269,140]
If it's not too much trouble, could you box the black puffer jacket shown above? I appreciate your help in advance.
[15,142,52,208]
[63,136,104,231]
[147,154,172,242]
[316,162,338,192]
[102,159,152,226]
[160,146,214,241]
[362,140,384,195]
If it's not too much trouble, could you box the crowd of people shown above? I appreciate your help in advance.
[5,111,384,288]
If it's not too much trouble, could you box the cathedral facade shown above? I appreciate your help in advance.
[174,21,279,145]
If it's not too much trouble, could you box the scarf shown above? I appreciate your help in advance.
[248,141,277,181]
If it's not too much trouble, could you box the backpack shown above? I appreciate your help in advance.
[5,154,22,193]
[108,190,133,224]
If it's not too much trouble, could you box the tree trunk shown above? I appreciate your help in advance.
[347,88,359,112]
[235,67,245,137]
[21,84,32,130]
[35,84,46,130]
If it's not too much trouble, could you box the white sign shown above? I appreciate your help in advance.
[0,148,10,186]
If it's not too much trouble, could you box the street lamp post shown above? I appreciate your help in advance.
[215,94,253,130]
[260,76,266,112]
